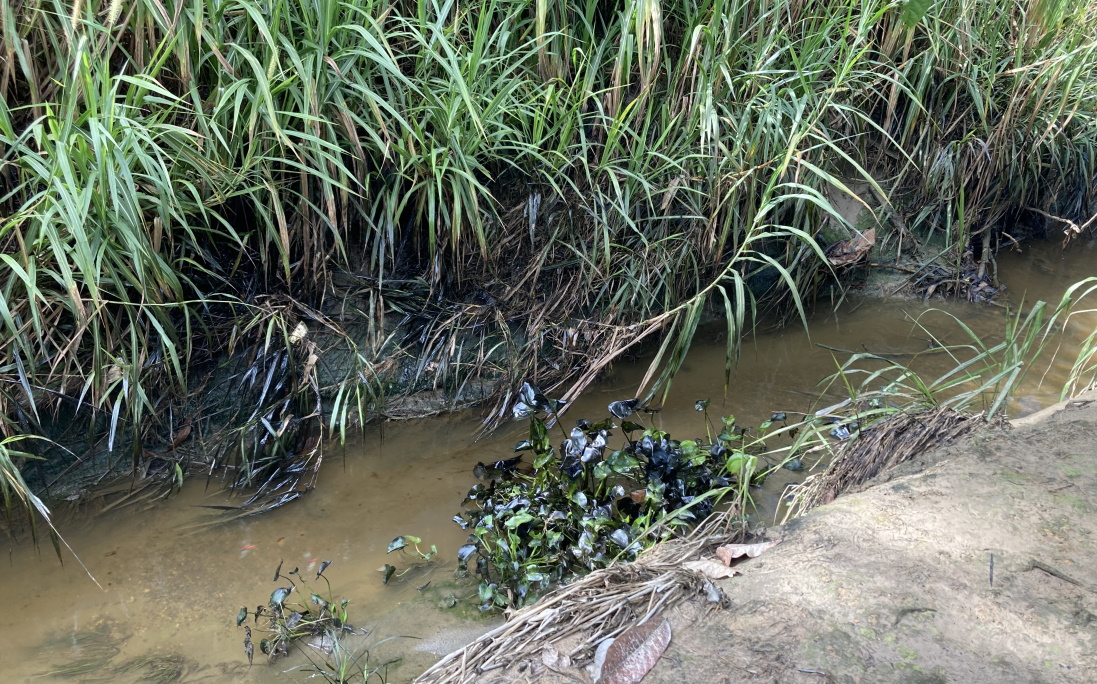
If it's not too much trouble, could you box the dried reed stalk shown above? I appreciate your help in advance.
[414,511,745,684]
[785,406,997,518]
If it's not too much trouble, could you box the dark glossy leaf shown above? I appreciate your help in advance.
[380,564,396,584]
[694,399,710,412]
[453,514,469,529]
[514,440,533,452]
[473,462,490,479]
[317,560,332,578]
[491,455,522,472]
[621,420,644,432]
[829,425,851,440]
[285,611,303,630]
[772,412,787,422]
[259,639,271,655]
[387,536,410,553]
[512,401,536,420]
[609,528,630,548]
[783,458,805,472]
[236,607,248,626]
[576,419,593,431]
[270,587,291,608]
[272,559,283,582]
[608,399,641,419]
[457,544,478,570]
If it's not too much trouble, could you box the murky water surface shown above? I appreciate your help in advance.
[3,240,1095,682]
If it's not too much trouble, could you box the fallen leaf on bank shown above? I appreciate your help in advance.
[167,422,192,451]
[682,559,743,580]
[826,227,875,266]
[541,643,572,672]
[716,539,781,565]
[596,618,672,684]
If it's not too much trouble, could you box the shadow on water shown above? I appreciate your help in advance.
[4,239,1096,683]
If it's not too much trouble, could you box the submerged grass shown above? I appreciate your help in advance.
[1,0,1096,532]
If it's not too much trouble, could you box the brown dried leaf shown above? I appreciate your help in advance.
[167,423,192,451]
[682,559,742,580]
[826,228,875,266]
[716,539,781,565]
[599,618,671,684]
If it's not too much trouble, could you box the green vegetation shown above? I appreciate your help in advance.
[240,563,400,682]
[455,382,841,609]
[1,0,1095,536]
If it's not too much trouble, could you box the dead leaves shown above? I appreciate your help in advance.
[592,619,672,684]
[826,227,875,266]
[716,540,782,563]
[681,559,742,580]
[682,538,782,580]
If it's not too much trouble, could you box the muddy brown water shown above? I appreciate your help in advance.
[3,240,1095,683]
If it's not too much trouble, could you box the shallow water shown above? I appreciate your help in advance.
[3,239,1095,683]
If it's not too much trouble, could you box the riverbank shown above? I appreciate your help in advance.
[429,387,1097,683]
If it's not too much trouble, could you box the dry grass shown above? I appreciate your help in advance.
[414,510,745,684]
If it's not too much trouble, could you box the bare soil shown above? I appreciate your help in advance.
[464,389,1097,683]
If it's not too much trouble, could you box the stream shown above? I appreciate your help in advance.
[3,239,1096,683]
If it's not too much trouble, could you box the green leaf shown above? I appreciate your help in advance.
[505,512,535,529]
[901,0,934,27]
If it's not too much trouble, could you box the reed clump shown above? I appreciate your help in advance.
[1,0,1095,532]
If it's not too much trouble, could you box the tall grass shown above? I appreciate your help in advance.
[1,0,1095,529]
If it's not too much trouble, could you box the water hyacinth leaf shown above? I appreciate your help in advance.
[830,425,852,440]
[512,401,535,420]
[608,398,641,419]
[609,528,630,548]
[453,515,469,529]
[593,460,611,481]
[571,491,588,509]
[316,560,332,578]
[505,512,535,529]
[457,544,477,569]
[272,559,283,582]
[270,587,291,608]
[379,564,396,584]
[236,606,248,626]
[514,440,532,452]
[286,611,303,630]
[783,458,805,472]
[388,535,420,553]
[310,594,328,608]
[473,462,490,480]
[772,412,787,422]
[694,399,710,412]
[621,421,644,433]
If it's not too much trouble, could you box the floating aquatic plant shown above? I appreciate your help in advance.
[453,383,812,610]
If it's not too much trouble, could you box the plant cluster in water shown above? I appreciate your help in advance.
[453,383,798,610]
[236,561,398,683]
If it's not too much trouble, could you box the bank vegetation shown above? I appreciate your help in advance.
[2,0,1096,537]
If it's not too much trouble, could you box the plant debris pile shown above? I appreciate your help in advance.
[454,383,802,610]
